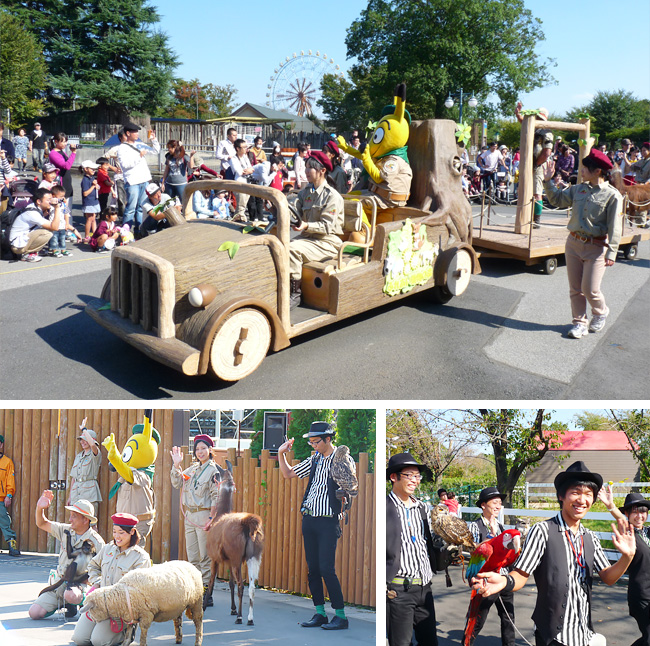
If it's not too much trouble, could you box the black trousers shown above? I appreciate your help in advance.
[301,515,344,609]
[465,588,515,646]
[631,604,650,646]
[387,581,437,646]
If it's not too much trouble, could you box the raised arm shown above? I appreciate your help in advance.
[278,438,298,479]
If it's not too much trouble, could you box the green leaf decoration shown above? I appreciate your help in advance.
[152,198,176,215]
[243,225,255,233]
[520,108,542,116]
[218,241,239,260]
[98,302,111,311]
[577,139,587,147]
[455,121,472,147]
[365,119,378,140]
[575,112,591,120]
[592,133,599,145]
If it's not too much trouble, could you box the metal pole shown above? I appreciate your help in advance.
[459,88,464,124]
[195,84,199,120]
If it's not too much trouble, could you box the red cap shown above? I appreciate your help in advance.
[111,513,138,528]
[309,150,333,172]
[324,140,340,156]
[193,434,214,448]
[583,148,612,171]
[642,142,650,150]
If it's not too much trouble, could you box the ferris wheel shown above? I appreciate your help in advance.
[266,51,345,117]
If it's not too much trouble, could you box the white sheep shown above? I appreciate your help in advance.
[81,560,203,646]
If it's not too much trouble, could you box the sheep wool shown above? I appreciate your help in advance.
[83,560,203,646]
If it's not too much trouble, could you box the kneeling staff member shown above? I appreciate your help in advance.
[386,453,438,646]
[472,461,636,646]
[278,422,348,630]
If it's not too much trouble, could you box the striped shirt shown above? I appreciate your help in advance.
[294,449,337,517]
[513,512,610,646]
[389,491,434,584]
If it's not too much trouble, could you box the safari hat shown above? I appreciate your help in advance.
[77,428,98,441]
[386,452,431,479]
[619,492,650,513]
[65,500,98,524]
[554,460,603,491]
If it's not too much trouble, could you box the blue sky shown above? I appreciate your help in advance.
[152,0,649,120]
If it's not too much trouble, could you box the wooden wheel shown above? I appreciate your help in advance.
[435,247,473,297]
[209,308,271,381]
[100,276,111,301]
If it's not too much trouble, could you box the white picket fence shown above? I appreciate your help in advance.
[524,482,650,506]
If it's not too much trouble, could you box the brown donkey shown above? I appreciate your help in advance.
[610,163,650,223]
[204,460,264,625]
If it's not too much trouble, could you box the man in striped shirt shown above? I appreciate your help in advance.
[386,453,437,646]
[472,461,637,646]
[278,422,348,630]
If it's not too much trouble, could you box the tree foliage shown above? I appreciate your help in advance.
[336,409,376,469]
[0,11,48,127]
[608,410,650,480]
[321,0,555,126]
[4,0,177,115]
[572,411,612,431]
[166,79,237,120]
[287,409,336,462]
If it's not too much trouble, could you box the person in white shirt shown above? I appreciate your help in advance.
[116,123,160,234]
[216,128,238,179]
[479,142,505,192]
[230,139,254,222]
[293,142,309,189]
[141,183,174,236]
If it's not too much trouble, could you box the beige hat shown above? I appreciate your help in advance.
[77,428,97,441]
[64,500,97,524]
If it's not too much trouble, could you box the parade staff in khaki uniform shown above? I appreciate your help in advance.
[72,513,150,646]
[472,461,636,646]
[278,422,349,630]
[68,417,102,518]
[30,492,105,620]
[289,151,344,309]
[0,433,20,556]
[170,434,220,607]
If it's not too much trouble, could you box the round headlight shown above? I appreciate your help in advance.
[188,284,217,309]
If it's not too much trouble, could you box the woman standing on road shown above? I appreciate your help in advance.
[543,149,623,339]
[48,133,77,209]
[12,128,30,171]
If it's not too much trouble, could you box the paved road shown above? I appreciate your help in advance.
[1,204,648,399]
[0,552,375,646]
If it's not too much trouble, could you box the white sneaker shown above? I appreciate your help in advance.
[22,252,42,263]
[567,323,588,339]
[589,309,609,333]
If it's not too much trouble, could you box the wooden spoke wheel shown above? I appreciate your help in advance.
[209,308,271,381]
[433,247,473,301]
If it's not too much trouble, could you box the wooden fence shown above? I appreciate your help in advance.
[0,409,375,608]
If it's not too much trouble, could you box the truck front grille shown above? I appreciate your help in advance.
[116,258,160,333]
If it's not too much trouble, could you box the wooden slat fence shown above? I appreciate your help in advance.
[0,409,375,608]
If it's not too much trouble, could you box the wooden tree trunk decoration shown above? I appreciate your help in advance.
[407,119,473,245]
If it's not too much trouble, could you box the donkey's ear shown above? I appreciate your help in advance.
[225,459,233,473]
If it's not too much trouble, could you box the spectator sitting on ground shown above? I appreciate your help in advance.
[12,128,29,172]
[39,163,59,190]
[141,183,174,235]
[48,185,78,257]
[212,190,232,220]
[192,189,231,219]
[29,122,47,171]
[90,205,121,252]
[9,187,60,262]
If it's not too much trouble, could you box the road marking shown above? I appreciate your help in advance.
[0,256,109,276]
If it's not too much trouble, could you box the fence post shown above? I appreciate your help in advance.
[525,481,529,508]
[467,484,472,507]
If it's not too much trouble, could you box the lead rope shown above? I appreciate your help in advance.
[497,593,533,646]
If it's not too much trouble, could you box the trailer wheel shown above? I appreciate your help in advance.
[434,247,473,297]
[430,286,454,304]
[100,276,112,301]
[209,308,271,381]
[624,244,638,260]
[543,256,558,275]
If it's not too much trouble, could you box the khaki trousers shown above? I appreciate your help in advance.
[136,517,154,548]
[233,192,249,221]
[184,509,211,585]
[289,236,341,280]
[11,229,53,256]
[565,233,608,325]
[72,612,126,646]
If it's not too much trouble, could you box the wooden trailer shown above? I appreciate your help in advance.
[85,119,480,382]
[471,116,649,273]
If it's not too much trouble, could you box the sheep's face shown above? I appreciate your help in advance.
[80,592,108,623]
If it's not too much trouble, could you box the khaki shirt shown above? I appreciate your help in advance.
[49,520,105,578]
[170,460,220,510]
[70,449,102,503]
[87,542,150,588]
[115,468,155,518]
[544,180,623,260]
[297,182,344,246]
[368,155,413,203]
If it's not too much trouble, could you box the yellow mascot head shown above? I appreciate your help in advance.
[119,421,160,470]
[368,83,411,158]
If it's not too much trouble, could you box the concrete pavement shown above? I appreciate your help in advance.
[0,552,375,646]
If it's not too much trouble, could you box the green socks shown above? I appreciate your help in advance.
[315,604,327,617]
[335,608,347,619]
[534,200,543,217]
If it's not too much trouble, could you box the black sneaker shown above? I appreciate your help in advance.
[322,616,349,630]
[65,603,77,619]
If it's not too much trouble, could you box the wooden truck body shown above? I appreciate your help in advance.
[86,119,480,381]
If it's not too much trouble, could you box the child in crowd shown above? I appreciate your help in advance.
[270,161,285,191]
[496,177,508,200]
[38,163,59,190]
[212,190,232,220]
[461,166,470,197]
[48,185,79,257]
[192,189,215,219]
[80,160,100,242]
[90,205,120,252]
[96,157,114,212]
[469,169,482,196]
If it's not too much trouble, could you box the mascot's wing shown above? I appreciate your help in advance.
[336,136,362,159]
[466,540,493,582]
[361,146,382,184]
[102,433,133,483]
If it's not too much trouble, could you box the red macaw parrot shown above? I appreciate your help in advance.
[463,528,521,646]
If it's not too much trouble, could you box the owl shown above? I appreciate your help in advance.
[431,504,476,551]
[331,445,358,499]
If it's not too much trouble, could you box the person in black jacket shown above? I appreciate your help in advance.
[599,489,650,646]
[278,422,348,630]
[386,452,438,646]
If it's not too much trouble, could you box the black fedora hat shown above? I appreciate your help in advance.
[386,452,431,479]
[302,421,335,438]
[477,486,505,506]
[619,492,650,513]
[554,460,603,491]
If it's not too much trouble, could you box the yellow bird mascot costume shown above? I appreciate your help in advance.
[103,409,159,546]
[337,83,413,210]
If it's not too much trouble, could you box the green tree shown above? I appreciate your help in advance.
[335,409,376,469]
[0,11,48,127]
[566,90,650,144]
[572,411,612,430]
[609,409,650,480]
[4,0,177,115]
[287,409,336,462]
[318,69,377,133]
[167,79,239,120]
[328,0,554,123]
